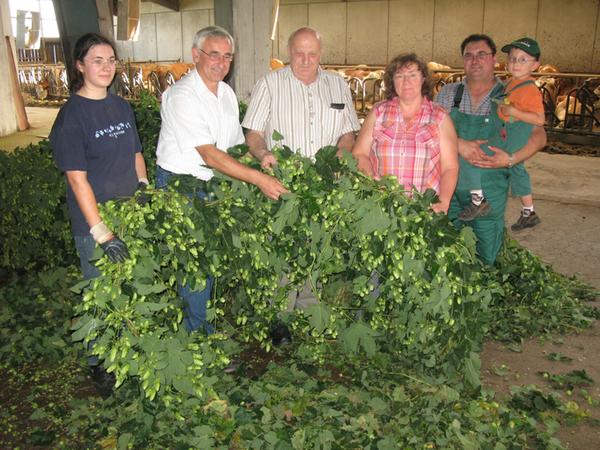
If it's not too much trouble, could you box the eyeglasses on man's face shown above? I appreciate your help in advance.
[199,48,234,62]
[462,52,494,62]
[508,56,536,64]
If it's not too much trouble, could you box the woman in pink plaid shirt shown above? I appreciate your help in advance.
[352,53,458,214]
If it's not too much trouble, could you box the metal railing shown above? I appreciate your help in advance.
[17,61,193,101]
[17,63,69,99]
[331,65,600,136]
[16,62,600,138]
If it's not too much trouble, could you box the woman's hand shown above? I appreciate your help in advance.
[431,200,450,214]
[355,154,380,180]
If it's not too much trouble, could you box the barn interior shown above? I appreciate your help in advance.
[1,3,600,449]
[1,0,599,144]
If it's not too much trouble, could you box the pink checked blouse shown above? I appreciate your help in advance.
[370,97,447,195]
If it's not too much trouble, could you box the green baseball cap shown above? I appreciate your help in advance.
[501,37,541,58]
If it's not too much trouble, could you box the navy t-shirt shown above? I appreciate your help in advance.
[50,93,142,236]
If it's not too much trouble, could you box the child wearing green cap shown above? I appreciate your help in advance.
[459,37,544,231]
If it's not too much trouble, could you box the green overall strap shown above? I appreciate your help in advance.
[504,79,536,95]
[489,82,506,102]
[453,82,504,111]
[491,79,533,105]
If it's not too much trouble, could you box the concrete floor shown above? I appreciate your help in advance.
[0,106,60,151]
[525,151,600,207]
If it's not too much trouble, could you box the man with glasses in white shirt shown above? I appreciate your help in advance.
[156,26,287,338]
[435,34,546,265]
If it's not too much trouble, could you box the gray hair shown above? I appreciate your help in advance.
[193,26,235,53]
[287,26,322,48]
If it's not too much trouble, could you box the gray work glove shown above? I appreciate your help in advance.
[100,236,130,263]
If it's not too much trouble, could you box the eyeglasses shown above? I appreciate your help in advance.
[86,57,118,67]
[393,71,421,82]
[508,56,536,64]
[463,52,493,62]
[199,48,234,62]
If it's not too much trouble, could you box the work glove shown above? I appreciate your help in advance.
[100,236,130,263]
[91,221,130,263]
[136,178,150,206]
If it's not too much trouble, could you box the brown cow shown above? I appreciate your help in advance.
[270,58,285,70]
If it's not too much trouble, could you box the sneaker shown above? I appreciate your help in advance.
[511,211,541,231]
[90,365,115,399]
[270,322,292,346]
[458,199,491,221]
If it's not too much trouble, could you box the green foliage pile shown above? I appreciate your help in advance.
[0,90,597,448]
[239,99,248,124]
[0,140,74,271]
[64,361,564,449]
[74,147,490,404]
[129,90,161,180]
[0,266,79,366]
[489,238,599,342]
[62,141,595,447]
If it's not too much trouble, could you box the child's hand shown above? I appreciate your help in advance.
[499,103,515,117]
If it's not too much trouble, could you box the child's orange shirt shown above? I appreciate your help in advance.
[498,76,544,122]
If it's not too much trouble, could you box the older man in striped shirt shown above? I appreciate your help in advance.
[242,27,360,167]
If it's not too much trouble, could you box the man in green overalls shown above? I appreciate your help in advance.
[435,34,547,265]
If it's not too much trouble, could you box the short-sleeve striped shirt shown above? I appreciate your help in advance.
[370,97,447,194]
[242,66,360,159]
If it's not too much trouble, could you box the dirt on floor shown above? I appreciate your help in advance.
[545,140,600,158]
[481,197,600,449]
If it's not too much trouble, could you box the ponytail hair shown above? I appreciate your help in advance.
[69,33,118,93]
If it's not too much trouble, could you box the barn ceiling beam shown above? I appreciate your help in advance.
[53,0,102,87]
[141,0,179,11]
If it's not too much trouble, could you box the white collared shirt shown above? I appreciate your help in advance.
[242,66,360,159]
[156,69,244,180]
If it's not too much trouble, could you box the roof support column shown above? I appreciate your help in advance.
[52,0,103,86]
[215,0,273,101]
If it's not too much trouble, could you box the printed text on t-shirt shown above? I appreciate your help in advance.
[95,122,133,139]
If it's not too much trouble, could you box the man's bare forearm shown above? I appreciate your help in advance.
[245,130,270,160]
[513,126,546,165]
[197,144,287,200]
[198,144,262,184]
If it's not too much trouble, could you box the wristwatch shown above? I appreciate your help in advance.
[507,154,514,169]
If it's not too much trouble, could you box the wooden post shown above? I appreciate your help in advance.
[5,36,29,131]
[95,0,114,39]
[117,0,140,41]
[218,0,272,101]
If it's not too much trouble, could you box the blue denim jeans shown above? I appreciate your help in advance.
[74,235,101,281]
[156,165,214,334]
[74,234,102,365]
